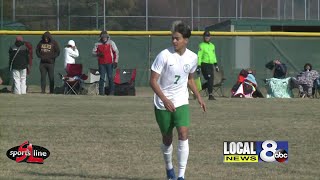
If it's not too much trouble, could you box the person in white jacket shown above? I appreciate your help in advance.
[63,40,79,71]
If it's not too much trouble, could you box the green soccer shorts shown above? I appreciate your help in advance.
[154,105,190,135]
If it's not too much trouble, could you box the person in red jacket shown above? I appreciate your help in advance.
[92,31,119,95]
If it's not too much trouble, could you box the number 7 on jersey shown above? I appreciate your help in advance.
[174,75,181,84]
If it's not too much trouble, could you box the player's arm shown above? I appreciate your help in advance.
[188,73,206,112]
[150,70,176,112]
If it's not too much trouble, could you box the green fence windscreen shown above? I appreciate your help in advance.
[1,35,320,88]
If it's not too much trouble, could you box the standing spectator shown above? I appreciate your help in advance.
[92,30,119,95]
[36,31,60,94]
[10,38,32,92]
[265,59,287,79]
[150,21,206,180]
[197,30,219,100]
[8,36,30,94]
[63,40,79,71]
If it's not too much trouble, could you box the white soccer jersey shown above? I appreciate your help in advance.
[151,47,198,110]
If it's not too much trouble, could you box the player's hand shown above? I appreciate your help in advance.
[215,66,219,72]
[196,66,201,75]
[274,60,281,64]
[197,97,206,112]
[97,52,104,57]
[27,65,31,75]
[113,62,118,69]
[163,98,176,112]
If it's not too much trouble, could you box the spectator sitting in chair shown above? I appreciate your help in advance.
[265,59,293,98]
[265,59,287,79]
[292,63,319,98]
[231,68,263,98]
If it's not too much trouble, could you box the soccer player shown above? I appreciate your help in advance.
[150,21,206,180]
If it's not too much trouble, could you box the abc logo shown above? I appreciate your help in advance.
[274,149,288,163]
[259,140,288,163]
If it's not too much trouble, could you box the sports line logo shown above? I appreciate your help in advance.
[223,140,288,163]
[6,141,50,164]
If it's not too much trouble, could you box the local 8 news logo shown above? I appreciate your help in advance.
[223,140,288,163]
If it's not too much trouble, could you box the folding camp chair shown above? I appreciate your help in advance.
[265,77,293,98]
[190,74,205,99]
[83,68,100,95]
[113,68,137,96]
[61,64,88,95]
[195,66,226,98]
[212,66,226,97]
[313,78,320,98]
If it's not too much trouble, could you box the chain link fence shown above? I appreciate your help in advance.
[1,0,320,31]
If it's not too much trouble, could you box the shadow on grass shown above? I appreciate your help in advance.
[22,171,156,180]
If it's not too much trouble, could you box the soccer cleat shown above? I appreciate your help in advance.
[177,177,185,180]
[208,95,216,100]
[166,168,176,180]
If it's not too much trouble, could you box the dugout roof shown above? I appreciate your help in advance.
[206,19,320,32]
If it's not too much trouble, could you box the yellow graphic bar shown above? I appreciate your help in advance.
[224,155,258,163]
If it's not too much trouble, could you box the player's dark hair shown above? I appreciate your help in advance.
[171,21,191,39]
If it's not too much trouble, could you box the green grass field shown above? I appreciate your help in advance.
[0,87,319,180]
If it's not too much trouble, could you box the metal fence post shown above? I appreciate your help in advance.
[1,0,3,29]
[96,1,99,30]
[68,1,70,30]
[146,0,148,31]
[261,0,263,19]
[278,0,281,20]
[12,0,15,22]
[57,0,60,30]
[318,0,320,21]
[104,0,106,31]
[305,0,307,20]
[235,0,238,20]
[191,0,193,31]
[240,0,242,19]
[219,0,221,22]
[292,0,294,20]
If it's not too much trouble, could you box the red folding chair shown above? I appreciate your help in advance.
[113,68,136,96]
[114,68,136,85]
[62,64,88,95]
